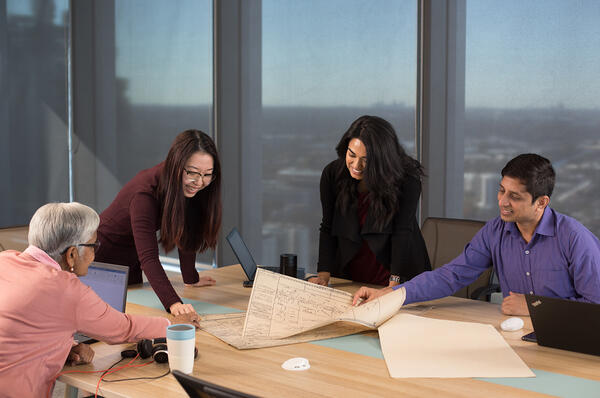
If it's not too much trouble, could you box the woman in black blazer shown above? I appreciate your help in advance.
[309,115,431,287]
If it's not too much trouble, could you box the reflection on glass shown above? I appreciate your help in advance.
[113,0,213,264]
[1,0,69,226]
[465,0,600,237]
[114,0,213,175]
[262,0,417,272]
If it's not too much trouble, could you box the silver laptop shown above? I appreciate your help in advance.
[74,262,129,343]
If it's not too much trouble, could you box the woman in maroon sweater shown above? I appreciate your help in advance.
[95,130,221,315]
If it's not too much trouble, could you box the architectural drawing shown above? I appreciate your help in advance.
[242,269,406,338]
[200,312,371,350]
[199,269,405,349]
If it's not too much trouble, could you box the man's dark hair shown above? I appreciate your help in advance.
[501,154,555,202]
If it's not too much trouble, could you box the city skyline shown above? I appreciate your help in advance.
[8,0,600,109]
[4,0,599,270]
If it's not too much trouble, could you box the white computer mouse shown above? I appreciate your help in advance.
[281,357,310,371]
[500,317,524,332]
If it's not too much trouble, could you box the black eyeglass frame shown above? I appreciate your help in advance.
[60,241,101,255]
[183,168,214,183]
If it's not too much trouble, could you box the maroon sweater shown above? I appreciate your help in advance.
[347,192,391,286]
[95,162,200,311]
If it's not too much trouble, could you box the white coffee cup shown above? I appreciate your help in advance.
[166,324,196,374]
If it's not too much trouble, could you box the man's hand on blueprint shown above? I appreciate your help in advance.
[352,286,393,306]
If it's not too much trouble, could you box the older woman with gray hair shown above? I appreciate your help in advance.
[0,202,198,397]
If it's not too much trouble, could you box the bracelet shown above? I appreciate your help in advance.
[389,275,402,283]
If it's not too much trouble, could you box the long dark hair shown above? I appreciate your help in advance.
[335,115,424,230]
[158,129,222,253]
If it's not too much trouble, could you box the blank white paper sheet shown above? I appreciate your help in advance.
[378,313,535,378]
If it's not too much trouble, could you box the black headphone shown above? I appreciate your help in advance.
[121,338,198,364]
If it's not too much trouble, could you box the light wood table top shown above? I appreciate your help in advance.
[59,265,600,398]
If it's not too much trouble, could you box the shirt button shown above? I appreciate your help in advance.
[525,250,530,255]
[529,291,534,294]
[526,272,530,276]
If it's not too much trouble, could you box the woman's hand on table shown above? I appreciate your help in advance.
[184,275,216,287]
[307,276,328,286]
[172,311,201,328]
[169,302,197,316]
[307,271,330,286]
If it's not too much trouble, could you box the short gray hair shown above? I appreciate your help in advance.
[28,202,100,262]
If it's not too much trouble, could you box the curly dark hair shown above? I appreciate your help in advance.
[334,115,424,230]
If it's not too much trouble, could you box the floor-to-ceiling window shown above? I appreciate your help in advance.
[5,0,600,271]
[0,0,69,226]
[260,0,417,272]
[69,0,213,266]
[463,0,600,237]
[111,0,214,264]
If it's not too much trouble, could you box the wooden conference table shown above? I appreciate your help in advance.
[60,265,600,398]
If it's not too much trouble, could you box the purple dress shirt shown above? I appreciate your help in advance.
[394,207,600,305]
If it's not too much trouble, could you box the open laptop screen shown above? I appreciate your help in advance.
[172,370,260,398]
[525,294,600,356]
[226,228,258,281]
[78,262,129,312]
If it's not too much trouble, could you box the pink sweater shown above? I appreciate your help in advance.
[0,246,170,397]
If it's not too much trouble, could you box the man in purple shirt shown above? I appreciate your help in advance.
[353,153,600,315]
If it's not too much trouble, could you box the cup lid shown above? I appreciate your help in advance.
[167,324,195,340]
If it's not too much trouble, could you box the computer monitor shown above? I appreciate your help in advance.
[172,370,260,398]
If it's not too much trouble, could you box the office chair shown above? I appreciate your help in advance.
[0,225,29,252]
[421,217,499,301]
[470,269,501,302]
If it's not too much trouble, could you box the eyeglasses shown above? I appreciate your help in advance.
[183,168,213,183]
[60,240,101,255]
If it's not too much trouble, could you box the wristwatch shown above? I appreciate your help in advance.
[389,275,402,283]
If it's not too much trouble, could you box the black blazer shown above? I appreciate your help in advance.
[317,159,431,281]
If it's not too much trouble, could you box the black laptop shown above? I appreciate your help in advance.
[225,228,304,287]
[173,370,260,398]
[74,262,130,343]
[524,294,600,356]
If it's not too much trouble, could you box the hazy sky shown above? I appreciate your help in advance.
[261,0,417,107]
[114,1,212,107]
[466,0,600,109]
[8,0,600,109]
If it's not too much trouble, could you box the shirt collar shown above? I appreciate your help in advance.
[23,245,62,271]
[534,206,555,237]
[504,206,555,238]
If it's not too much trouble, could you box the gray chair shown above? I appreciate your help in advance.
[421,217,498,301]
